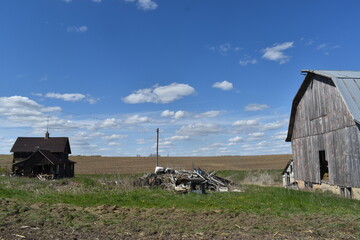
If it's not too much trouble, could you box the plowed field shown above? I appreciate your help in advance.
[0,154,291,174]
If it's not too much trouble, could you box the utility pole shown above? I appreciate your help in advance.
[156,128,159,167]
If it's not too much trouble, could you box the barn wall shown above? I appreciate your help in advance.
[291,75,360,187]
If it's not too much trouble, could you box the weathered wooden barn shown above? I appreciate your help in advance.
[286,70,360,198]
[11,132,75,178]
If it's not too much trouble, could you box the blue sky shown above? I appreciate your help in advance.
[1,0,360,156]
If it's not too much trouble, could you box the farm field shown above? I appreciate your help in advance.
[0,154,292,174]
[1,154,359,239]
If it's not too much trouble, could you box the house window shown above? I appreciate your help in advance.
[319,150,329,181]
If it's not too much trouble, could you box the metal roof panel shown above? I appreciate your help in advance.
[332,78,360,123]
[302,70,360,79]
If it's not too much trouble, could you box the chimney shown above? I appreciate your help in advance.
[45,131,50,139]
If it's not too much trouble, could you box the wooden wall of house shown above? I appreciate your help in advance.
[13,152,32,161]
[291,75,360,187]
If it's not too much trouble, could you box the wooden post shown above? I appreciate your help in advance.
[156,128,159,167]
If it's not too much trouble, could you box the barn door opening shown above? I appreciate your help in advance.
[319,150,329,181]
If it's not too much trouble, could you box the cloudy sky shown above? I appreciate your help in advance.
[1,0,359,156]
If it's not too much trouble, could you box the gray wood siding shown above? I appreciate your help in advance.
[292,76,354,139]
[291,75,360,187]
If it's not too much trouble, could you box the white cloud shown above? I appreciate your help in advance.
[261,120,287,131]
[174,111,186,120]
[232,119,259,127]
[317,43,327,50]
[257,141,270,146]
[45,93,85,102]
[212,80,233,91]
[160,110,174,117]
[102,134,128,140]
[0,96,60,118]
[136,138,146,144]
[62,0,72,2]
[160,110,187,120]
[249,132,264,137]
[97,118,121,128]
[124,114,150,124]
[216,43,231,55]
[176,123,222,136]
[239,59,257,66]
[195,111,220,118]
[229,136,243,142]
[262,41,294,64]
[272,131,288,140]
[125,0,158,10]
[137,0,158,10]
[37,92,98,104]
[245,104,270,111]
[207,43,242,55]
[74,131,104,140]
[165,135,190,141]
[0,96,86,133]
[108,142,121,146]
[316,43,340,55]
[67,26,88,33]
[92,0,102,2]
[123,83,195,104]
[159,140,173,146]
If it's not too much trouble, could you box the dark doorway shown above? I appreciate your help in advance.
[319,150,329,181]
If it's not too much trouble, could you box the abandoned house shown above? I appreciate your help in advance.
[286,70,360,199]
[10,132,75,178]
[282,159,295,188]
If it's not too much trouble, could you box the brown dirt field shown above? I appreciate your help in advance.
[0,155,11,172]
[0,154,291,174]
[0,198,359,240]
[70,154,291,174]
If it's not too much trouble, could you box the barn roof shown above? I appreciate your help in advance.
[286,70,360,142]
[10,137,71,154]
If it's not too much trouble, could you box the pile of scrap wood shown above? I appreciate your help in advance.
[136,167,241,193]
[36,174,55,181]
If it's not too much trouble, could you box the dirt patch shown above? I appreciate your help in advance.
[0,198,359,240]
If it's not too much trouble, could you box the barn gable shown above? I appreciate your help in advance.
[286,70,360,142]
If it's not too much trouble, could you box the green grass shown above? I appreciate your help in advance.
[1,172,360,217]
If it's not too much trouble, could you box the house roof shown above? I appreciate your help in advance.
[281,159,293,175]
[10,137,71,154]
[286,70,360,142]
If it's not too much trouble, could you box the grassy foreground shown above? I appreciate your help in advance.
[1,171,360,239]
[0,171,359,215]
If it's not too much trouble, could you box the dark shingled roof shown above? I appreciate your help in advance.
[10,137,71,154]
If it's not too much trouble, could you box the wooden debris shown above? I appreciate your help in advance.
[13,234,26,239]
[36,174,54,181]
[136,167,239,193]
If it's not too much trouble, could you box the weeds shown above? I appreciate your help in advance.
[1,171,360,217]
[216,169,283,186]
